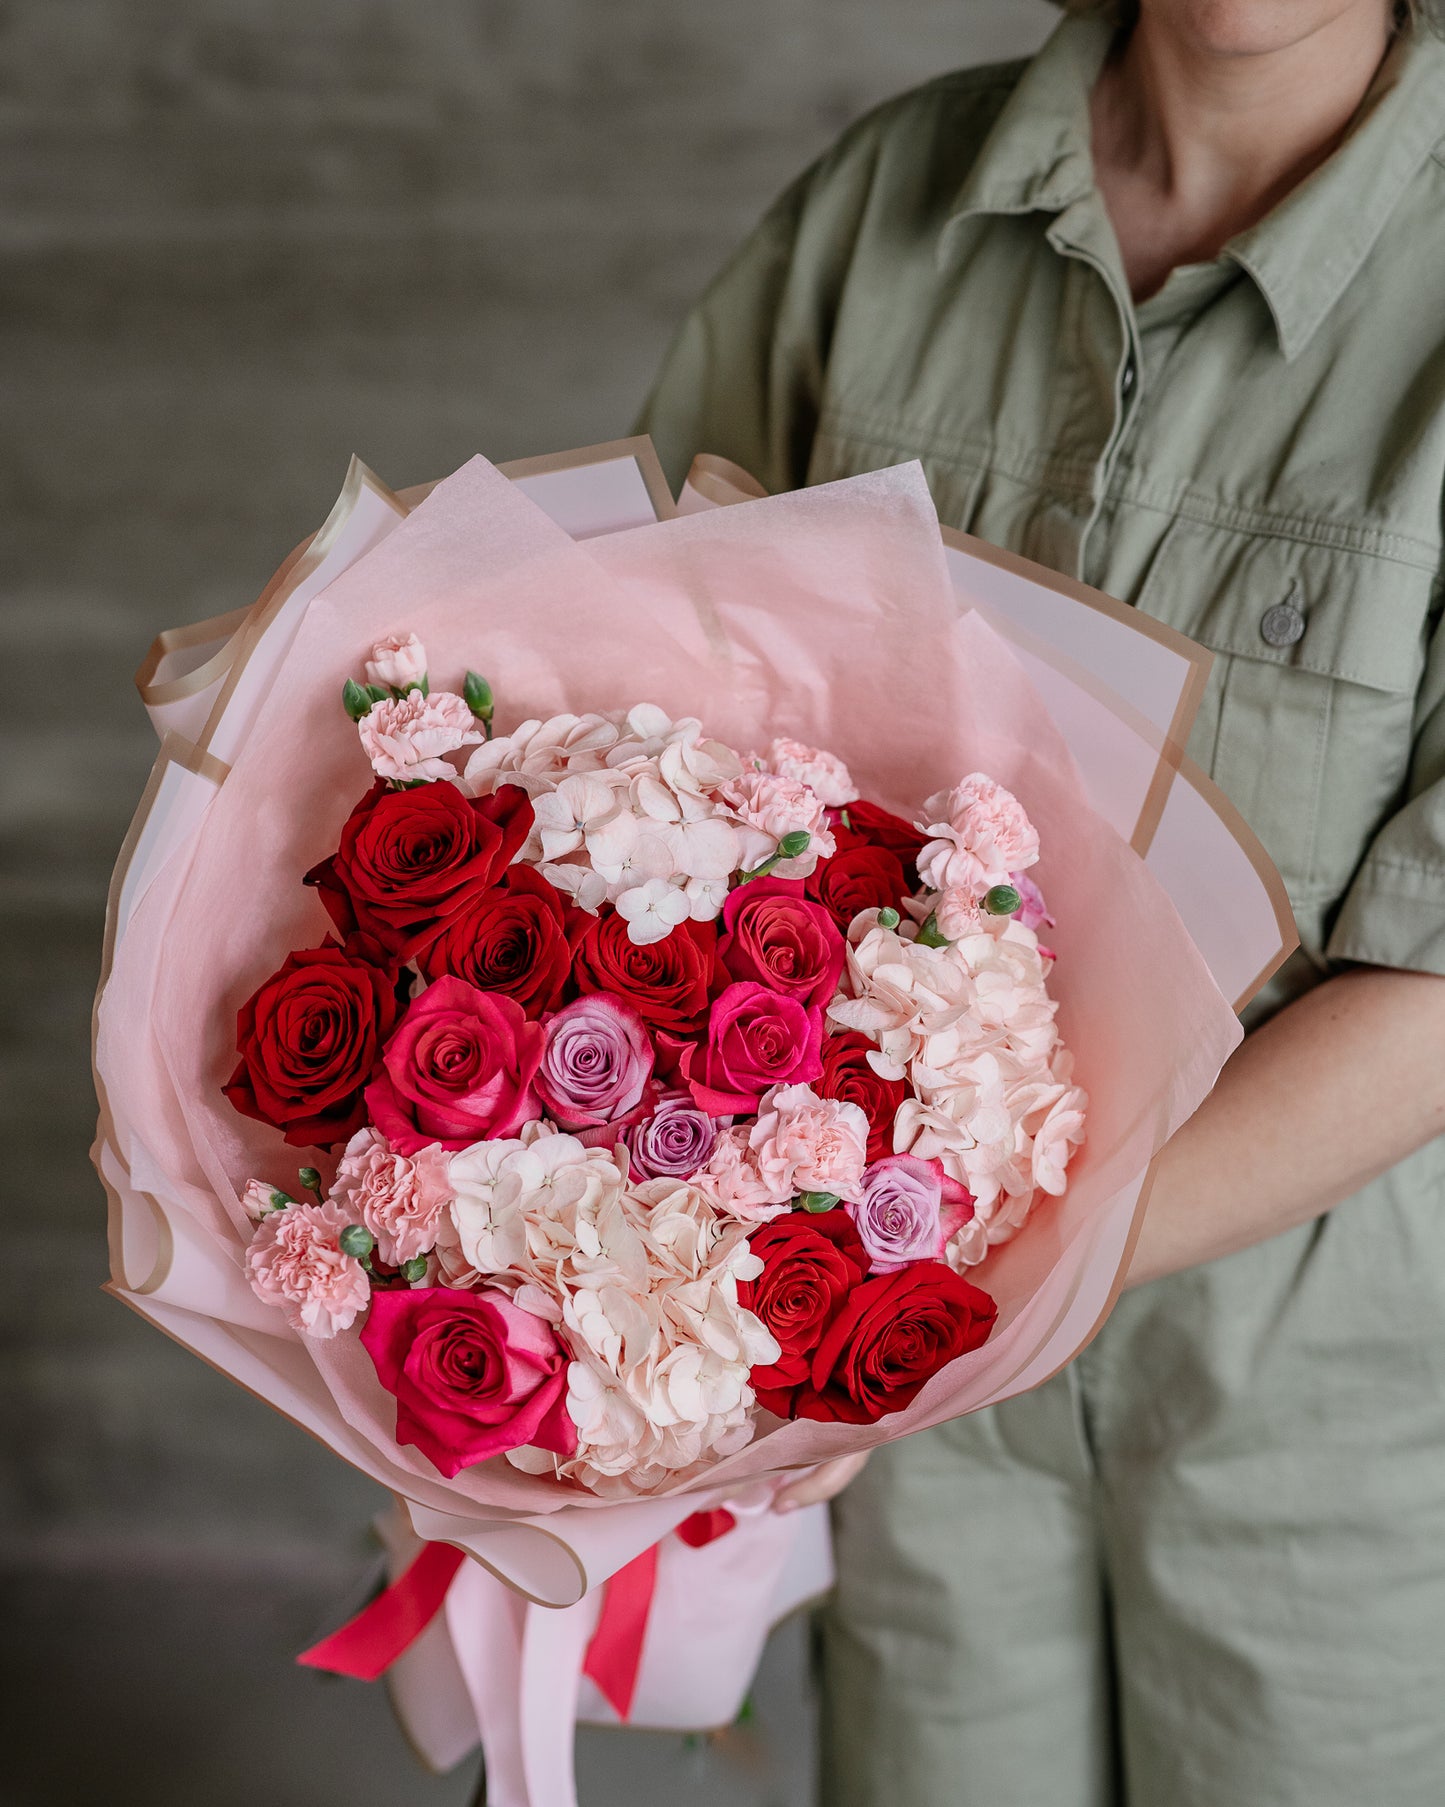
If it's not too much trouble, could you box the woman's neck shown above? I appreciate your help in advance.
[1090,5,1395,300]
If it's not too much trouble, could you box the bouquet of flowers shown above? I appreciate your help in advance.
[95,443,1291,1807]
[231,631,1085,1496]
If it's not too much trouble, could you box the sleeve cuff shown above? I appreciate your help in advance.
[1325,860,1445,977]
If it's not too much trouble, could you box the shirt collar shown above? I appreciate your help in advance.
[938,14,1445,363]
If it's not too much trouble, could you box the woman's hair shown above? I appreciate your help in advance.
[1055,0,1441,31]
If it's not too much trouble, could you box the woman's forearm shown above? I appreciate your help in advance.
[1124,965,1445,1289]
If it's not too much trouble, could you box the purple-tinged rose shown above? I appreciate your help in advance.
[366,975,545,1154]
[534,994,654,1132]
[845,1154,975,1274]
[624,1090,720,1180]
[360,1285,576,1478]
[681,981,824,1116]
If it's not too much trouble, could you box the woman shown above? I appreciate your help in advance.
[634,3,1445,1803]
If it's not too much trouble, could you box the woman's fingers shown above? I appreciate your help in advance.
[772,1451,871,1512]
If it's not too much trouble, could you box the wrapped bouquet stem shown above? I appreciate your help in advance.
[95,438,1292,1807]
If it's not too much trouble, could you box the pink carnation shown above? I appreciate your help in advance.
[748,1082,869,1200]
[718,768,836,879]
[763,738,859,808]
[245,1198,370,1338]
[329,1127,453,1267]
[364,632,428,691]
[917,774,1039,895]
[358,689,482,784]
[694,1127,793,1223]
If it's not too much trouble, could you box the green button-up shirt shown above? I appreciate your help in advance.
[636,13,1445,1020]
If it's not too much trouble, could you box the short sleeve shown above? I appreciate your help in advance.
[1326,604,1445,976]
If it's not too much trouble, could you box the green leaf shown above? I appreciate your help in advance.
[364,684,389,706]
[798,1191,840,1213]
[914,912,951,948]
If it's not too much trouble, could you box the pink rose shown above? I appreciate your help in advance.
[366,975,545,1154]
[763,738,859,808]
[717,878,845,1010]
[246,1198,370,1338]
[330,1127,453,1267]
[681,981,824,1115]
[534,993,655,1132]
[845,1154,975,1274]
[360,1286,576,1478]
[748,1082,869,1201]
[364,632,428,691]
[917,774,1039,895]
[358,690,482,784]
[717,769,836,879]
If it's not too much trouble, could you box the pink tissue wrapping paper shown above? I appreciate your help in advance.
[97,454,1241,1522]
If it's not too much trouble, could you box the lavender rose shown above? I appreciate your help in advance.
[625,1091,720,1180]
[534,993,654,1132]
[846,1154,973,1274]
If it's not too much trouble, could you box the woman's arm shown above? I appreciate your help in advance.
[774,963,1445,1509]
[1123,963,1445,1287]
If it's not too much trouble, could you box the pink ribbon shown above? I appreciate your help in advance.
[298,1508,739,1716]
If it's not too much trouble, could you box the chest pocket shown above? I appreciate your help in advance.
[806,409,986,532]
[1133,516,1432,939]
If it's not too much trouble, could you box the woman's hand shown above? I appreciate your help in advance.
[772,1452,871,1511]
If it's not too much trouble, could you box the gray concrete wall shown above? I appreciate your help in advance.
[1,4,1053,1802]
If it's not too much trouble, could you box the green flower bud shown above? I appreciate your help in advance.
[297,1167,321,1195]
[268,1189,294,1212]
[364,684,389,707]
[776,829,811,860]
[400,1256,429,1284]
[341,678,373,722]
[463,669,494,723]
[338,1223,375,1260]
[798,1190,841,1213]
[983,884,1022,917]
[876,906,900,931]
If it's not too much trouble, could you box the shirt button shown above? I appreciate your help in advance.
[1121,360,1136,396]
[1260,599,1306,647]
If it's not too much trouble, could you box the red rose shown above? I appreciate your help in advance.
[794,1261,997,1424]
[738,1210,870,1415]
[417,865,580,1017]
[831,799,926,879]
[366,974,545,1153]
[223,943,401,1149]
[573,906,719,1036]
[681,981,824,1114]
[305,780,533,959]
[716,878,845,1008]
[805,845,911,935]
[360,1286,576,1478]
[817,1030,907,1164]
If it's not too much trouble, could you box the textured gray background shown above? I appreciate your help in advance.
[1,4,1053,1802]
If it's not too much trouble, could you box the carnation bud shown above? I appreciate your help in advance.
[798,1190,841,1213]
[983,884,1022,917]
[268,1189,293,1212]
[463,669,494,731]
[876,906,900,931]
[342,678,374,721]
[400,1256,429,1284]
[297,1167,322,1197]
[338,1223,375,1259]
[777,830,811,860]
